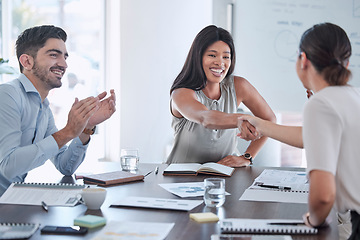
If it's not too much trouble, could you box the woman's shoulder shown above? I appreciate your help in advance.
[171,87,197,99]
[232,75,249,85]
[230,75,254,93]
[314,85,357,98]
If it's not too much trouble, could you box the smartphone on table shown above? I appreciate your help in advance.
[41,225,88,235]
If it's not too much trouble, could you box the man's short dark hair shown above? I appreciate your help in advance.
[15,25,67,72]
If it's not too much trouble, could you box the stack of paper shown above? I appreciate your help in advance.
[190,212,219,223]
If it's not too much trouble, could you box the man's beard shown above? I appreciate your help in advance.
[33,61,62,89]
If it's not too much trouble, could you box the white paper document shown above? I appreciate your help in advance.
[0,182,83,206]
[91,221,174,240]
[250,169,308,190]
[111,196,203,211]
[159,182,230,198]
[239,169,309,204]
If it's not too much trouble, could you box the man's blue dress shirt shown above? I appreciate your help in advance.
[0,74,89,195]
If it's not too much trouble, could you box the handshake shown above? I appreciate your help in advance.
[237,115,264,141]
[238,114,303,149]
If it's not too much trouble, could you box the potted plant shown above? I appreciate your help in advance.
[0,58,17,74]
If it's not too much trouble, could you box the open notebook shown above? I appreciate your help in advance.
[163,163,234,177]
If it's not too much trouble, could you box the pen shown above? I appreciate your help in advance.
[258,184,291,190]
[41,201,48,212]
[144,171,153,177]
[155,166,159,174]
[268,222,305,226]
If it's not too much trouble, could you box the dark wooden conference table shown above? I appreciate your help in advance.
[0,162,338,240]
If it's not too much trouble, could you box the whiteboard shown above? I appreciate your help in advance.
[232,0,360,112]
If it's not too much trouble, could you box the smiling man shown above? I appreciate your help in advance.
[0,25,116,196]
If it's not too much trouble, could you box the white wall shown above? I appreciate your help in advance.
[119,0,213,163]
[232,0,360,112]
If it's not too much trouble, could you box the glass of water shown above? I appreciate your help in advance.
[204,178,225,207]
[120,149,139,171]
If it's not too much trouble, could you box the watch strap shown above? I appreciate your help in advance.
[82,126,96,135]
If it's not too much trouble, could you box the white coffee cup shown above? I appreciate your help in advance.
[81,187,107,210]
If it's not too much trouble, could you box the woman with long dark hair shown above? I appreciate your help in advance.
[166,25,275,167]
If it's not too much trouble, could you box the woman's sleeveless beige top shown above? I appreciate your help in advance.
[166,76,239,164]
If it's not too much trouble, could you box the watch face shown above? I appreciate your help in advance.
[244,153,251,159]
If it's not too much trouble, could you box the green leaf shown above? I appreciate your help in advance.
[0,65,17,74]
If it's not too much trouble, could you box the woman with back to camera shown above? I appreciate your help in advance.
[238,23,360,239]
[166,25,276,167]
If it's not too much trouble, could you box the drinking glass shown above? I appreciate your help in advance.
[204,178,225,207]
[120,149,139,171]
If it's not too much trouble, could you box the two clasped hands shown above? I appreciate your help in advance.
[237,115,263,141]
[216,116,266,168]
[237,89,314,142]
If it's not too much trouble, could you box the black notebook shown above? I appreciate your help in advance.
[220,218,318,235]
[0,223,39,239]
